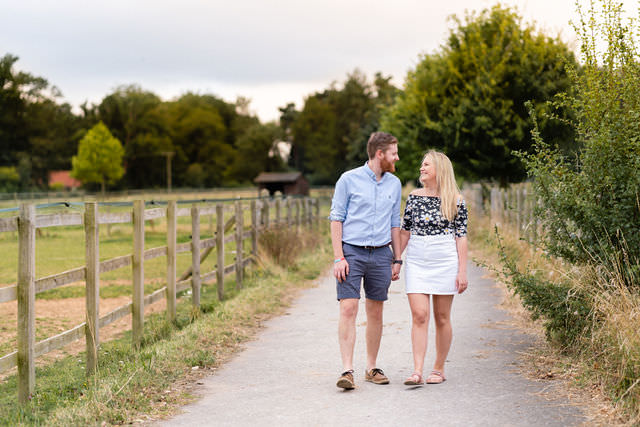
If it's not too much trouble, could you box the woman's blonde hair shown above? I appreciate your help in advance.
[420,150,460,222]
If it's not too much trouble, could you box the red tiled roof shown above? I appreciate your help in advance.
[49,171,82,188]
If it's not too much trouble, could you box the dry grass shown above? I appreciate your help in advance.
[258,224,320,267]
[470,214,637,426]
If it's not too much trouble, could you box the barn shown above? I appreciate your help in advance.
[254,172,309,196]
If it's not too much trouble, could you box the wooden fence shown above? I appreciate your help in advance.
[0,196,320,403]
[463,182,539,242]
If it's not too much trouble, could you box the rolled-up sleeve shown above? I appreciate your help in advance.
[390,181,402,228]
[328,175,348,222]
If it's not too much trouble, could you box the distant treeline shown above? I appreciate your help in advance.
[0,5,578,192]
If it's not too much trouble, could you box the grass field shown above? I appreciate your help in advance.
[0,223,331,425]
[0,189,332,388]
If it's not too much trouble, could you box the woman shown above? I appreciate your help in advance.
[399,150,468,385]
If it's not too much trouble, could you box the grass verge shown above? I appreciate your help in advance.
[470,215,638,425]
[0,226,331,426]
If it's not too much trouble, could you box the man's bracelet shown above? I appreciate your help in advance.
[334,257,345,264]
[392,259,403,265]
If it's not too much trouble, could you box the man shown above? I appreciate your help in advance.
[329,131,403,390]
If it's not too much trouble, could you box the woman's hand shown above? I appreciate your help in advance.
[455,271,468,293]
[391,263,401,281]
[334,259,349,283]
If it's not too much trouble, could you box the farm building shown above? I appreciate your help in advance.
[48,170,82,190]
[254,172,309,196]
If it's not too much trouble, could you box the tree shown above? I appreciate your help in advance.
[97,85,165,188]
[162,93,235,187]
[227,122,284,183]
[71,122,125,194]
[0,54,82,189]
[382,5,576,184]
[289,70,398,184]
[0,54,48,166]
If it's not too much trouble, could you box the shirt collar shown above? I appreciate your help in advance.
[364,161,383,181]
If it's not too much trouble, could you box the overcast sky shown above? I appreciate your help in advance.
[2,0,636,122]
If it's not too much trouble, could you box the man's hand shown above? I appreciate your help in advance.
[334,259,349,283]
[391,263,401,281]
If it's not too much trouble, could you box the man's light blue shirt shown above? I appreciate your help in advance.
[329,162,402,247]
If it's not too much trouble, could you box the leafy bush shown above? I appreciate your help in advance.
[519,0,640,287]
[494,229,593,348]
[0,166,20,192]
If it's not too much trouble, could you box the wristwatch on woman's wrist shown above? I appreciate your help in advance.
[392,259,403,265]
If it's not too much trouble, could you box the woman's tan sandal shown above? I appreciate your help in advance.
[403,372,423,386]
[425,370,446,384]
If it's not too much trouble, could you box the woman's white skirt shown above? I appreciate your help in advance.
[405,234,458,295]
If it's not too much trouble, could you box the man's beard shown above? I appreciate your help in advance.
[381,158,395,173]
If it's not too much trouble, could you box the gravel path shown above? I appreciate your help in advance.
[160,261,586,426]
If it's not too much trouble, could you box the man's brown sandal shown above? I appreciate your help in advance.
[336,370,355,389]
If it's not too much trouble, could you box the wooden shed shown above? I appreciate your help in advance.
[254,172,309,196]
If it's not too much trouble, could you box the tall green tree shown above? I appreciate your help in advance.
[289,70,398,184]
[0,54,48,166]
[162,93,235,187]
[71,122,125,194]
[227,122,284,183]
[0,54,81,189]
[382,5,576,184]
[98,85,165,188]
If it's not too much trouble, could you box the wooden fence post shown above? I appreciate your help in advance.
[84,202,99,376]
[235,201,244,289]
[191,204,201,309]
[17,203,35,403]
[262,200,270,229]
[167,200,177,322]
[216,204,225,300]
[503,188,510,226]
[208,203,214,237]
[499,189,506,225]
[132,200,145,348]
[295,199,301,229]
[301,197,307,226]
[275,198,281,226]
[315,198,320,229]
[516,186,521,231]
[251,200,258,260]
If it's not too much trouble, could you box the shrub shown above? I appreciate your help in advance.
[494,228,593,348]
[519,0,640,287]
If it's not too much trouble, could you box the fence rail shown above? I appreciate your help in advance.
[462,183,538,242]
[0,196,320,403]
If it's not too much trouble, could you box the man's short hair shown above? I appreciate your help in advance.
[367,132,398,159]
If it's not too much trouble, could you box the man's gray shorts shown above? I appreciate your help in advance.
[336,242,393,301]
